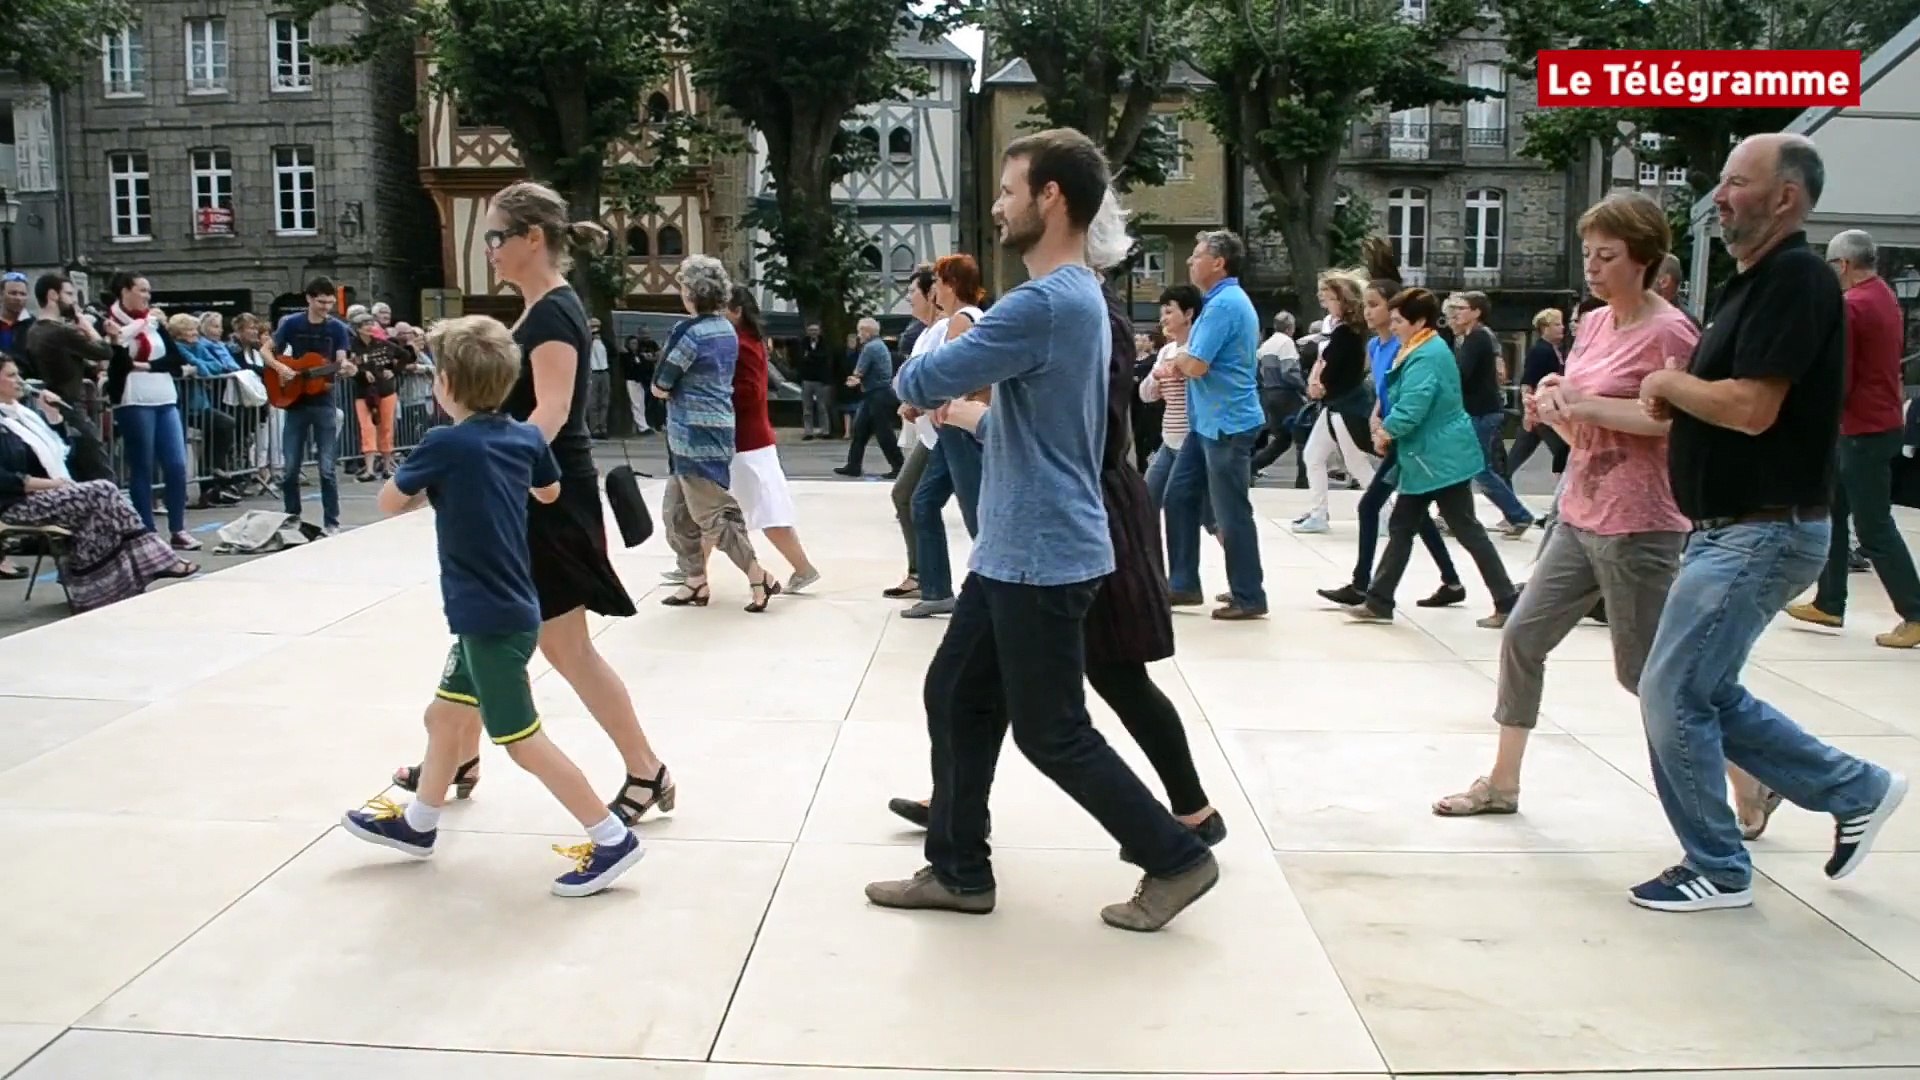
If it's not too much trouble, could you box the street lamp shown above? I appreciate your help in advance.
[0,188,19,272]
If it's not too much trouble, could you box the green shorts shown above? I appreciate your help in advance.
[435,631,542,745]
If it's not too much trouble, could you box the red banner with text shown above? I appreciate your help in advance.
[1537,50,1862,108]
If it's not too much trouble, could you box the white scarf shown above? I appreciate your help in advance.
[0,401,71,482]
[107,301,165,364]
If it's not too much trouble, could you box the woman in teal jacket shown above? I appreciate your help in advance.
[1345,288,1518,626]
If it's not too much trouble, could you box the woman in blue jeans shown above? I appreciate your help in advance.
[900,254,988,619]
[1317,277,1464,608]
[102,272,197,551]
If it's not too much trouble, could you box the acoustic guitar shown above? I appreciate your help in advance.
[263,351,345,409]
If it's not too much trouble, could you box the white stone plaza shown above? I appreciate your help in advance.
[2,480,1919,1079]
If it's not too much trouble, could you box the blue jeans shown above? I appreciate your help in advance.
[281,401,341,528]
[1165,426,1265,609]
[115,403,189,535]
[1640,519,1893,890]
[912,427,983,602]
[1353,447,1458,590]
[1470,412,1533,525]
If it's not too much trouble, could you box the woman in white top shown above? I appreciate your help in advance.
[883,269,944,601]
[898,253,988,619]
[1140,284,1201,510]
[101,272,198,550]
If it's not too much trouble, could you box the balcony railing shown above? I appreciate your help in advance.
[1464,125,1508,151]
[1404,252,1571,291]
[1349,121,1464,164]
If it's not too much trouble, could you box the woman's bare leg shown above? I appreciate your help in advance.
[761,525,816,579]
[540,607,664,779]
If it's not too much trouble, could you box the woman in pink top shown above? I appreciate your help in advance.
[1436,191,1699,817]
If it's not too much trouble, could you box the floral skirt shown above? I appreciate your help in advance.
[1,479,179,611]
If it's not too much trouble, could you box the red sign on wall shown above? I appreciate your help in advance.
[196,205,234,236]
[1538,50,1862,108]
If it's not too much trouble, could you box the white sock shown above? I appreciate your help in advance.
[405,799,442,833]
[587,814,629,848]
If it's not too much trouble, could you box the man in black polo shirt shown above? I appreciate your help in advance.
[1630,134,1906,913]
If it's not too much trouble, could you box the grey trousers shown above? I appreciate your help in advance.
[893,440,930,575]
[801,381,833,436]
[663,473,758,578]
[1494,521,1686,729]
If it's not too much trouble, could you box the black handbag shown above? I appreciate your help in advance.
[604,439,654,548]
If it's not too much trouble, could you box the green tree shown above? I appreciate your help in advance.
[10,0,137,87]
[294,0,719,433]
[684,0,946,341]
[957,0,1185,188]
[1183,0,1488,302]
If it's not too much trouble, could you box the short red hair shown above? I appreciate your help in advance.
[934,253,986,306]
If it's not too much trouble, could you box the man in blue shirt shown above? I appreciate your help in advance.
[835,316,905,478]
[1165,230,1267,617]
[269,276,355,533]
[872,128,1217,933]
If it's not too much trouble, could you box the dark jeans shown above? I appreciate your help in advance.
[1506,425,1568,479]
[1470,412,1533,525]
[844,389,904,474]
[1251,386,1305,473]
[1353,447,1459,590]
[281,400,341,529]
[1165,426,1266,609]
[1814,430,1920,621]
[925,573,1210,893]
[115,403,189,535]
[1366,480,1517,612]
[912,426,984,602]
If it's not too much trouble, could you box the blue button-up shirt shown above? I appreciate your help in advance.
[1184,277,1264,439]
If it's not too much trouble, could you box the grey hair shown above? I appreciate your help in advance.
[1272,311,1296,336]
[1085,189,1133,271]
[857,316,880,335]
[1195,229,1246,277]
[1827,228,1876,269]
[675,254,732,314]
[1776,135,1825,208]
[1657,253,1683,283]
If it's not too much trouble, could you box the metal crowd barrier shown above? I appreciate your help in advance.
[101,371,444,494]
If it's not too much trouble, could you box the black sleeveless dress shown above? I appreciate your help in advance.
[506,286,637,621]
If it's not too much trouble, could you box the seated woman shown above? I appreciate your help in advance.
[170,312,241,507]
[0,357,195,610]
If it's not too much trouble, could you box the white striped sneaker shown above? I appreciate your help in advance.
[1826,772,1908,880]
[1629,865,1753,912]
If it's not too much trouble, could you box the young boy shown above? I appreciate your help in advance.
[341,315,644,897]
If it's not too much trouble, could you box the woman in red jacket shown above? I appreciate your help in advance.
[725,286,820,592]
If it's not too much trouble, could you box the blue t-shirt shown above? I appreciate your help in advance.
[895,264,1113,586]
[1368,333,1400,417]
[271,312,353,406]
[1183,277,1264,438]
[393,413,561,636]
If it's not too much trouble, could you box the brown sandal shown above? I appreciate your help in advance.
[1739,786,1784,840]
[1433,776,1519,817]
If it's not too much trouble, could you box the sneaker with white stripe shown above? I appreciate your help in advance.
[1826,771,1908,880]
[1629,865,1753,912]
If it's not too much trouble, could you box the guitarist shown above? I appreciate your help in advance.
[267,276,356,534]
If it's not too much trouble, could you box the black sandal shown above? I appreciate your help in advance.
[608,765,676,824]
[156,560,199,580]
[661,581,710,607]
[746,572,782,613]
[882,575,920,599]
[392,756,482,800]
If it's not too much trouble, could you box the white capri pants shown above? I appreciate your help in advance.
[1304,408,1377,519]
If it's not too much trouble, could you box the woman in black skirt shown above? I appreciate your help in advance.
[884,287,1225,855]
[387,180,672,824]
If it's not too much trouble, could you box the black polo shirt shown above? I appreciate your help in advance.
[1668,231,1844,521]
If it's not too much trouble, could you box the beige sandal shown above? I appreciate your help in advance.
[1433,776,1519,817]
[1739,786,1784,840]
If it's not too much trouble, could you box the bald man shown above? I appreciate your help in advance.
[1631,133,1906,913]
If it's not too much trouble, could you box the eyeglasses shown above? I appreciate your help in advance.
[482,226,529,251]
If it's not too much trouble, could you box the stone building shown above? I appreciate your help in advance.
[746,33,974,331]
[1236,13,1578,336]
[974,57,1230,320]
[59,2,437,322]
[415,57,749,326]
[1,74,66,277]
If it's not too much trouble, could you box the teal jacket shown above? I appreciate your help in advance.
[1381,334,1485,495]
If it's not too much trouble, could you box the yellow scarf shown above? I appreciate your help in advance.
[1392,327,1437,368]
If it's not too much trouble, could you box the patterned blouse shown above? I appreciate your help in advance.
[654,313,738,487]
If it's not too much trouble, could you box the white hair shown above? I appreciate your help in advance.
[1085,189,1132,271]
[674,254,733,313]
[1827,229,1876,269]
[857,316,880,335]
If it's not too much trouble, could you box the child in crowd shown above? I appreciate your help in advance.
[340,315,644,897]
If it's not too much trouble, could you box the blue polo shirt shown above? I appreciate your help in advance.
[1184,277,1263,438]
[1369,333,1400,416]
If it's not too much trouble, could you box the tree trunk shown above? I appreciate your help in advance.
[768,98,857,349]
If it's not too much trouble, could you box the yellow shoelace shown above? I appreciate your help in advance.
[552,842,594,873]
[363,795,406,821]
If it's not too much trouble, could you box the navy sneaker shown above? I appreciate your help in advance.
[1629,865,1752,912]
[341,798,436,858]
[1827,771,1908,880]
[551,830,646,897]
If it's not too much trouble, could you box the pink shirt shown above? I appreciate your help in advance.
[1558,302,1697,535]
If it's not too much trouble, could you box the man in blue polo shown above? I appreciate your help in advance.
[1164,230,1266,619]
